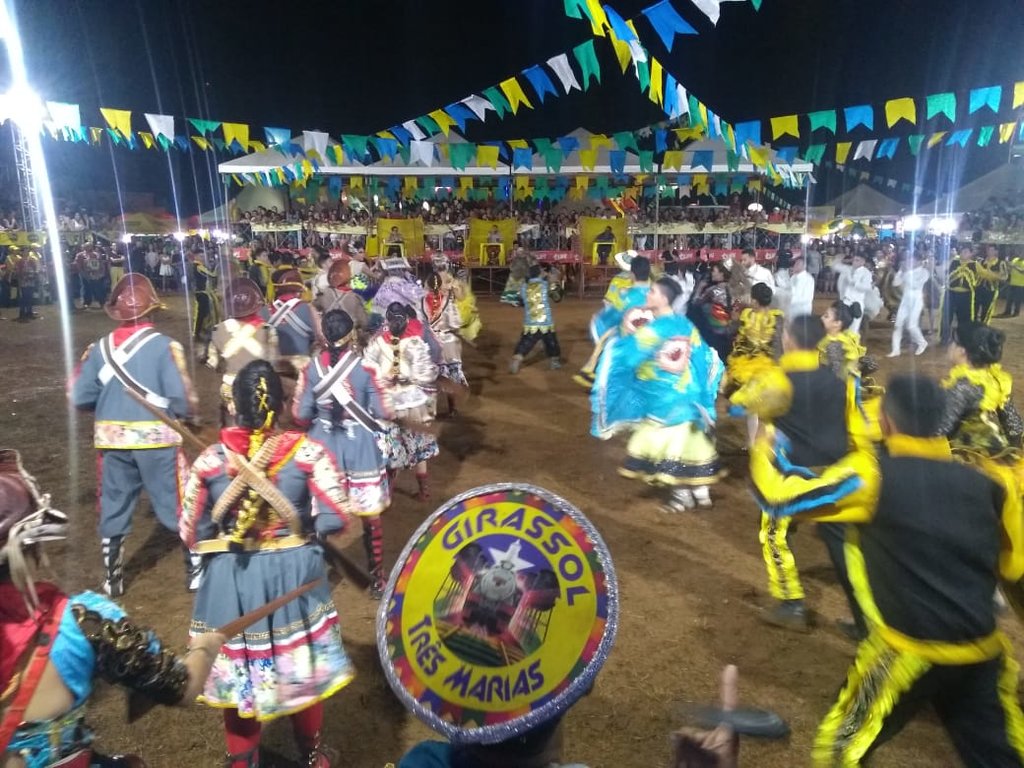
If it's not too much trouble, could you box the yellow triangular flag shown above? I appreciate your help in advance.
[1014,82,1024,109]
[507,139,530,149]
[191,135,210,151]
[609,30,632,73]
[403,176,418,193]
[674,127,703,142]
[138,131,155,150]
[748,146,768,168]
[349,176,363,190]
[99,107,132,138]
[300,159,314,177]
[575,175,589,190]
[428,109,456,137]
[836,142,852,164]
[88,127,103,144]
[222,122,250,150]
[884,98,916,128]
[459,177,473,189]
[248,140,266,153]
[770,115,799,140]
[589,134,613,150]
[749,178,763,191]
[499,78,533,115]
[580,149,598,170]
[928,132,947,148]
[477,145,500,168]
[649,58,663,105]
[584,0,608,35]
[663,150,683,169]
[376,131,396,139]
[1000,122,1017,144]
[515,176,531,191]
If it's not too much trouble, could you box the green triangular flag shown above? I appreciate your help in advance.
[543,147,563,173]
[926,93,956,122]
[342,134,369,158]
[533,138,553,155]
[612,131,639,153]
[188,118,221,137]
[803,144,826,164]
[415,115,440,136]
[449,143,477,170]
[807,110,836,134]
[563,0,589,20]
[638,150,654,172]
[573,39,601,90]
[907,135,924,156]
[977,125,995,147]
[635,59,650,93]
[726,150,740,171]
[399,144,412,164]
[688,95,704,127]
[481,86,512,119]
[751,0,762,9]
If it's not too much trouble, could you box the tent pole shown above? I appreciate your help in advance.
[653,163,661,255]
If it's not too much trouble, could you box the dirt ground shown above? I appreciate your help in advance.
[3,289,1023,768]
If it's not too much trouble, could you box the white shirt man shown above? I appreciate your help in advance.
[741,251,775,291]
[841,256,873,334]
[788,257,816,316]
[888,259,931,357]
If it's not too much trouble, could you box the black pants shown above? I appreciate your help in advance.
[193,292,212,340]
[83,278,107,307]
[818,641,1024,767]
[0,279,9,308]
[18,285,34,318]
[975,287,996,323]
[941,291,973,343]
[816,522,867,634]
[1003,285,1024,316]
[596,243,612,265]
[514,330,560,359]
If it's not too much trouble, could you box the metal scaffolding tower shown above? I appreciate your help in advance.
[11,122,41,231]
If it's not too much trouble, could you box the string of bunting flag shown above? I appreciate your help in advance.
[736,79,1024,164]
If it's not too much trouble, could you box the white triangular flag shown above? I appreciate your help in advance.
[853,139,877,161]
[45,102,81,132]
[676,84,689,117]
[144,113,175,142]
[460,95,496,121]
[546,54,581,94]
[410,140,435,166]
[402,120,426,141]
[690,0,744,25]
[303,130,329,161]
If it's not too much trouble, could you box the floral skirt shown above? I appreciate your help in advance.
[378,422,439,469]
[190,546,354,720]
[620,421,723,487]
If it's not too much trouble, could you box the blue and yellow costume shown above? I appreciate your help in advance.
[592,313,723,486]
[575,281,650,388]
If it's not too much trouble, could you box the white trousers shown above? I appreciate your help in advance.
[891,290,926,353]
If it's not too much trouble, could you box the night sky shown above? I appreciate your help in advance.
[4,0,1024,213]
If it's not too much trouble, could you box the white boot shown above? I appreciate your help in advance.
[692,485,712,508]
[662,488,695,513]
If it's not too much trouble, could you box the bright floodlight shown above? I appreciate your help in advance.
[930,217,957,235]
[119,233,132,244]
[173,231,187,242]
[747,202,763,212]
[903,215,923,232]
[2,83,45,130]
[799,233,811,244]
[422,200,431,211]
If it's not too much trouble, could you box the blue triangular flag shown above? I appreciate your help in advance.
[641,0,698,52]
[522,65,559,104]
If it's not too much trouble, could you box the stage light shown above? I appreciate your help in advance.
[928,217,957,235]
[173,231,187,242]
[1,83,45,131]
[747,202,763,212]
[903,215,923,232]
[119,233,132,244]
[800,233,811,244]
[373,194,379,206]
[422,200,431,211]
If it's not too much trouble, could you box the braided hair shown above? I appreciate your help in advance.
[228,360,284,545]
[321,309,355,425]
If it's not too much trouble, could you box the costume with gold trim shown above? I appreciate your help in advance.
[940,363,1024,466]
[180,430,355,720]
[725,307,784,392]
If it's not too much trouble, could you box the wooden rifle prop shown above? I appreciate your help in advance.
[122,388,372,591]
[128,579,322,723]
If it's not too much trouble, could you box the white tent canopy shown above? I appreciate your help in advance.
[929,164,1024,214]
[827,184,906,218]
